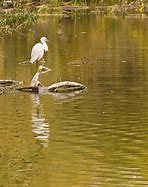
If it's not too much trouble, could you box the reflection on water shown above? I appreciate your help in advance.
[0,14,148,187]
[49,90,86,102]
[31,90,85,148]
[31,94,50,148]
[30,90,84,147]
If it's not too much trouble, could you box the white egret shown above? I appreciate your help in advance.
[30,37,48,64]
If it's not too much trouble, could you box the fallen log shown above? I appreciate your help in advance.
[16,86,39,93]
[48,81,86,93]
[0,80,23,94]
[17,81,86,94]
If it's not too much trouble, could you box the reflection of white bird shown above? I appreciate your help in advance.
[31,94,50,148]
[30,37,48,64]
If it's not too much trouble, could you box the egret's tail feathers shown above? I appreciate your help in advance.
[30,57,36,64]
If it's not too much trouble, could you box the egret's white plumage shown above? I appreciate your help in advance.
[30,37,48,64]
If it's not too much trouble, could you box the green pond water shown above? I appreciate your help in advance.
[0,14,148,187]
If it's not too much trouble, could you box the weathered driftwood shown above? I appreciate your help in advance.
[0,65,86,94]
[0,80,23,94]
[16,86,39,93]
[48,81,86,93]
[0,80,22,87]
[17,81,86,93]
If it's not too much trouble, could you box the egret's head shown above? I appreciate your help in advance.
[40,37,48,43]
[37,65,51,74]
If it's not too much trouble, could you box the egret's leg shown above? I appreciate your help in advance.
[36,61,39,70]
[41,58,46,65]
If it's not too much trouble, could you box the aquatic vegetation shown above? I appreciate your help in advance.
[0,9,38,34]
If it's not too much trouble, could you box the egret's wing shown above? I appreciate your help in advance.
[30,43,44,63]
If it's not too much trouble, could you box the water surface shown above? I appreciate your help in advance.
[0,14,148,187]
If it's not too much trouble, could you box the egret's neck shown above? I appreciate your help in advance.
[30,72,40,87]
[42,41,48,52]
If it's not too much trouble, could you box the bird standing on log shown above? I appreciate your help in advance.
[30,37,48,64]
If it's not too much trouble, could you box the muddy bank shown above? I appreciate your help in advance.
[0,1,148,16]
